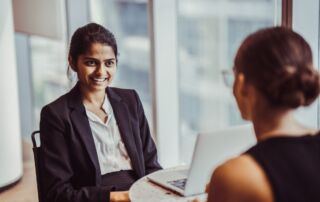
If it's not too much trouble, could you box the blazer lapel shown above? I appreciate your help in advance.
[107,88,143,177]
[67,84,101,182]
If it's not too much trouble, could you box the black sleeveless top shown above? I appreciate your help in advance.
[245,133,320,202]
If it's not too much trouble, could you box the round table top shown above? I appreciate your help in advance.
[129,167,207,202]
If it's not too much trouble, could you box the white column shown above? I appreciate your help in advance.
[149,0,180,167]
[0,0,23,188]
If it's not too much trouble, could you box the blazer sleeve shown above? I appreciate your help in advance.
[40,105,112,202]
[133,90,162,174]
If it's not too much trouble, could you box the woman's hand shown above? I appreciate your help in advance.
[110,191,130,202]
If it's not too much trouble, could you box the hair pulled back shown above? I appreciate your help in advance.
[235,27,320,108]
[68,22,118,63]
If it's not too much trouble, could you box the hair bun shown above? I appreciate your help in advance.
[267,66,320,108]
[234,27,320,109]
[299,67,320,106]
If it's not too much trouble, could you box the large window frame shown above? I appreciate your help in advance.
[150,0,320,167]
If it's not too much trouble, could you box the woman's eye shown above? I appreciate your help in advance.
[105,60,115,67]
[85,61,96,66]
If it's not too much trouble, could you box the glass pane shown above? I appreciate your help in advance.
[292,0,320,128]
[177,0,279,163]
[89,0,153,131]
[30,36,68,126]
[29,1,68,128]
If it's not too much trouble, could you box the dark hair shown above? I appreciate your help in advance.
[68,22,118,63]
[234,26,320,109]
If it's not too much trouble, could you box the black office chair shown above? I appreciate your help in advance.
[31,130,44,202]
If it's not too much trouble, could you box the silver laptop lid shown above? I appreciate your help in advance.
[184,124,256,195]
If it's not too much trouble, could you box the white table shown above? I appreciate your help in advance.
[129,167,207,202]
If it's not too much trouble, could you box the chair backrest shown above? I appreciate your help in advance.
[31,131,44,202]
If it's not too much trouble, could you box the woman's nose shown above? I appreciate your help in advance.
[95,64,106,75]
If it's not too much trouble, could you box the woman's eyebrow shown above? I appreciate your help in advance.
[83,57,115,60]
[104,58,116,61]
[83,56,99,60]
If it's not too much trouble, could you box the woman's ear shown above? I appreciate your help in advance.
[233,72,253,120]
[68,56,77,72]
[238,73,249,97]
[234,73,248,98]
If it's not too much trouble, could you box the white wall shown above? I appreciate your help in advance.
[12,0,65,40]
[0,0,23,188]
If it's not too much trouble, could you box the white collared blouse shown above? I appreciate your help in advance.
[85,95,132,175]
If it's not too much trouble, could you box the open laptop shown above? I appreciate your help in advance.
[147,124,256,196]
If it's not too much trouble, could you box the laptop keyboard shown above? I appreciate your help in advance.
[167,178,187,190]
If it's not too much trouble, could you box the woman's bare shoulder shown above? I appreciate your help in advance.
[207,154,273,202]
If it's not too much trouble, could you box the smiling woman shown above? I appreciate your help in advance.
[39,23,162,202]
[71,43,117,93]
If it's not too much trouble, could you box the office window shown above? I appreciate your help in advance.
[13,0,68,137]
[29,36,68,125]
[292,0,320,128]
[89,0,153,131]
[21,0,71,130]
[177,0,280,163]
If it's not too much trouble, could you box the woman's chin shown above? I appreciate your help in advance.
[242,115,253,121]
[88,83,108,91]
[240,112,250,121]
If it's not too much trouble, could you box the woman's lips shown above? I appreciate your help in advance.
[91,77,108,82]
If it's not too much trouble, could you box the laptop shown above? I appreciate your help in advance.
[147,124,256,196]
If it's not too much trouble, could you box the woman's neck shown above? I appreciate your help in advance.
[80,86,106,108]
[252,109,316,141]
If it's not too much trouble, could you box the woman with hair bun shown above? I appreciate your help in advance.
[207,27,320,202]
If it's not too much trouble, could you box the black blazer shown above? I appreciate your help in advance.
[40,83,161,202]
